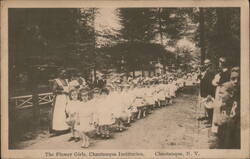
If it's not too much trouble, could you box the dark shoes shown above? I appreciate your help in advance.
[68,137,75,142]
[197,116,208,121]
[68,137,80,142]
[74,137,80,142]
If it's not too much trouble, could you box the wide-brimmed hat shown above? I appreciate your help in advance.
[204,59,211,65]
[231,66,240,73]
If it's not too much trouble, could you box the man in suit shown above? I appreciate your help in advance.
[198,59,216,125]
[212,57,231,87]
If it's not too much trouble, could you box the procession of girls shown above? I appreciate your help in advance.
[50,70,198,148]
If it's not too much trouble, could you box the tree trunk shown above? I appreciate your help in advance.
[158,8,164,45]
[92,8,97,85]
[163,57,166,74]
[126,69,129,79]
[141,64,145,77]
[199,8,206,65]
[93,66,97,83]
[9,100,16,148]
[216,8,230,58]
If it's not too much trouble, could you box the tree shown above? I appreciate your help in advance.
[189,8,240,67]
[9,8,100,83]
[153,8,191,46]
[118,8,155,43]
[199,8,205,64]
[117,8,155,76]
[212,8,240,66]
[152,8,192,71]
[116,8,196,75]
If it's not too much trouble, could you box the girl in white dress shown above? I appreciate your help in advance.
[95,90,114,138]
[143,84,155,114]
[65,89,81,142]
[109,85,128,132]
[127,85,139,122]
[164,84,172,105]
[77,89,95,148]
[169,79,177,100]
[118,85,135,127]
[150,83,159,109]
[131,85,147,119]
[157,81,167,107]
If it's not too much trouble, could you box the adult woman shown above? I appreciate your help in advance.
[212,57,231,132]
[50,69,70,135]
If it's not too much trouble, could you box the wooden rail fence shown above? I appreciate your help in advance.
[10,92,54,110]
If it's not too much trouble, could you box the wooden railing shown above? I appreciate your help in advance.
[10,92,54,110]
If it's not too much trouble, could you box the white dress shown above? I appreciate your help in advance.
[51,79,69,131]
[65,100,81,127]
[76,101,95,132]
[157,84,166,101]
[66,100,81,115]
[131,88,146,108]
[169,83,177,98]
[109,91,129,119]
[120,90,135,118]
[95,95,115,125]
[144,87,155,105]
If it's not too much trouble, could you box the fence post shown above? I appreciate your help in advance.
[32,87,40,124]
[9,100,17,148]
[29,66,40,125]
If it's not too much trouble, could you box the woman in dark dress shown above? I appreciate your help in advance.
[50,69,70,135]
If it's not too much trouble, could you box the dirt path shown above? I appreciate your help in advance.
[18,91,211,150]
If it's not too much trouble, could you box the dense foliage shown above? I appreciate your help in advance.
[8,8,240,93]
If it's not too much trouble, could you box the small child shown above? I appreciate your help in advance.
[65,89,81,142]
[144,84,155,113]
[201,95,215,126]
[157,81,167,107]
[127,86,139,121]
[95,91,114,139]
[131,87,147,119]
[76,89,95,148]
[108,87,128,132]
[165,84,172,105]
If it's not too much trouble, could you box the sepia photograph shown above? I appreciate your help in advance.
[1,0,250,158]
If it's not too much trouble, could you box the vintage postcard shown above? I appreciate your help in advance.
[1,0,249,158]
